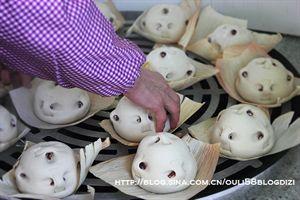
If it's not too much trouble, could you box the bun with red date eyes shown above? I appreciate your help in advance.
[211,104,274,159]
[131,132,197,193]
[235,57,295,104]
[110,97,170,143]
[208,24,254,50]
[33,80,91,124]
[141,4,187,42]
[146,46,196,82]
[15,142,78,198]
[0,105,18,144]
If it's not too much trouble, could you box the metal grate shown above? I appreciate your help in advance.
[0,18,299,200]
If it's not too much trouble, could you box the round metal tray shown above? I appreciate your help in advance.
[0,20,299,200]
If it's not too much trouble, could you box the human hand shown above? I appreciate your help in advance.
[0,63,32,88]
[125,68,180,132]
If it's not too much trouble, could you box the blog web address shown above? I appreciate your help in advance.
[114,178,296,186]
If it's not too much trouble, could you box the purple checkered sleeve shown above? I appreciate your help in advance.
[0,0,146,96]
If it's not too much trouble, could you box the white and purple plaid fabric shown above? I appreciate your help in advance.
[0,0,146,96]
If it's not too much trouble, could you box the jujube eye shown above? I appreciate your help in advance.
[287,75,292,81]
[109,17,114,23]
[186,70,193,76]
[160,51,166,58]
[165,73,173,79]
[77,101,83,108]
[231,29,237,35]
[272,62,277,67]
[50,178,55,186]
[113,115,119,121]
[167,170,176,178]
[142,21,146,26]
[49,104,55,110]
[148,114,153,121]
[257,132,264,140]
[228,133,234,140]
[242,71,248,78]
[208,37,212,43]
[20,173,27,178]
[162,8,169,14]
[246,110,253,116]
[136,116,142,123]
[46,152,54,160]
[10,119,16,127]
[139,162,147,170]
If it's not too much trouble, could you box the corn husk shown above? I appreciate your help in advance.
[9,78,115,129]
[178,9,200,49]
[126,0,200,44]
[144,59,218,91]
[187,6,282,61]
[0,138,110,199]
[0,120,30,152]
[100,95,204,146]
[97,0,125,31]
[216,44,300,107]
[188,112,300,161]
[89,134,220,200]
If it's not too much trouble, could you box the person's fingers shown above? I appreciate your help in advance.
[1,69,11,85]
[152,105,167,132]
[166,86,180,105]
[163,95,180,129]
[19,73,32,88]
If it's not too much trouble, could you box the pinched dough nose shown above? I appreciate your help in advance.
[52,176,66,193]
[141,123,153,132]
[262,59,274,69]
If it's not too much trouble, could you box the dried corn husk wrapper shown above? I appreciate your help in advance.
[187,6,282,62]
[95,0,125,31]
[188,111,300,161]
[0,120,30,153]
[100,94,204,146]
[89,134,219,199]
[0,138,110,200]
[144,57,218,91]
[126,0,200,45]
[9,78,115,129]
[216,44,300,107]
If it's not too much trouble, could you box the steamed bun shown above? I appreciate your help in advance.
[33,80,91,124]
[110,97,170,142]
[15,141,78,198]
[208,24,253,50]
[146,46,196,82]
[0,105,18,143]
[132,133,197,193]
[235,57,295,104]
[211,104,275,159]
